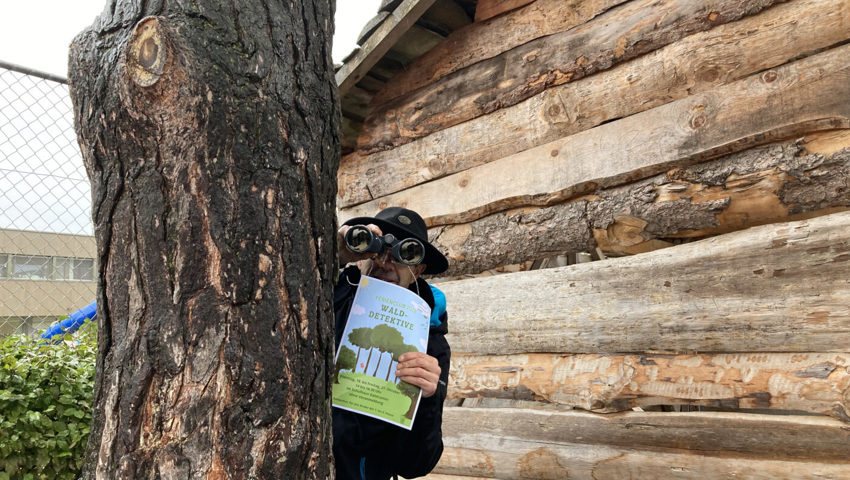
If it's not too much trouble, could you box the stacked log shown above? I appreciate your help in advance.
[435,409,850,479]
[340,0,850,275]
[442,212,850,413]
[429,214,850,479]
[337,0,850,477]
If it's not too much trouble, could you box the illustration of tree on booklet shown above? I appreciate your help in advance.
[333,275,431,430]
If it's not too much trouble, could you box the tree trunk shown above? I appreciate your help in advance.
[372,351,383,377]
[355,347,362,372]
[365,347,375,374]
[68,1,338,478]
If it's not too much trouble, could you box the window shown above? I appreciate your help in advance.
[0,254,95,281]
[11,255,52,280]
[72,258,94,281]
[54,257,72,280]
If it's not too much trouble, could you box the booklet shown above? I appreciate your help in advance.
[332,275,431,430]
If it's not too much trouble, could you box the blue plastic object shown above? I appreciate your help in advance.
[429,284,446,327]
[40,301,97,340]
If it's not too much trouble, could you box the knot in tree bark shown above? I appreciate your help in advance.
[128,17,168,87]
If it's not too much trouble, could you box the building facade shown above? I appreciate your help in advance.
[0,228,96,336]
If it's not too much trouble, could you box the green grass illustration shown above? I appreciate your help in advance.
[333,371,414,427]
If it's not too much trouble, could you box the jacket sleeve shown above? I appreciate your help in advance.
[391,315,451,478]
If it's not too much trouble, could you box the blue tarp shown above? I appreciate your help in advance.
[40,301,96,340]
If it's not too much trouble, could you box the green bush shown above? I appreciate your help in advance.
[0,322,96,480]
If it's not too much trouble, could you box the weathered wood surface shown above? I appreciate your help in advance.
[69,1,339,477]
[358,0,788,153]
[420,476,485,480]
[428,137,850,276]
[356,11,391,46]
[341,117,362,154]
[340,44,850,224]
[442,408,850,460]
[391,24,445,60]
[339,0,850,206]
[419,0,471,34]
[340,86,374,122]
[374,0,627,107]
[336,0,437,95]
[449,352,850,420]
[437,210,850,355]
[436,443,850,479]
[421,476,488,480]
[473,0,535,22]
[430,409,850,478]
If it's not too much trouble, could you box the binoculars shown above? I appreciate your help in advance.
[344,225,425,266]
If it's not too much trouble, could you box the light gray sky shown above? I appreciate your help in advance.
[0,0,380,77]
[0,0,380,235]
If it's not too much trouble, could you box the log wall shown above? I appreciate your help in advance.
[337,0,850,478]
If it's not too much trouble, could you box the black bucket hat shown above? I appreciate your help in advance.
[343,206,449,275]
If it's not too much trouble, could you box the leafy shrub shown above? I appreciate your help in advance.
[0,322,96,480]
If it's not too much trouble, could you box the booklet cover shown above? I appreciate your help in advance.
[332,275,431,430]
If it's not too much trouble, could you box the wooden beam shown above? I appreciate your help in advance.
[340,117,362,155]
[356,11,390,46]
[358,0,787,153]
[339,86,373,121]
[421,476,488,480]
[419,0,472,33]
[340,44,850,225]
[428,137,850,276]
[473,0,535,22]
[449,352,850,420]
[335,0,437,96]
[437,210,850,355]
[339,0,850,206]
[373,0,628,107]
[437,441,850,479]
[352,73,386,94]
[443,408,850,461]
[390,24,445,61]
[433,409,850,478]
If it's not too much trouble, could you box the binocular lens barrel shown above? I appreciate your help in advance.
[346,226,375,253]
[396,239,424,265]
[344,225,425,266]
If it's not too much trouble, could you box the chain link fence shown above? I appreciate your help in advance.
[0,61,95,337]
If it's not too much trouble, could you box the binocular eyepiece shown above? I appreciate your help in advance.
[344,225,425,266]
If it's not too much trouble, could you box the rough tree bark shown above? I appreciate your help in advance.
[68,0,338,478]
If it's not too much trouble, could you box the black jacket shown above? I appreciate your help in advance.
[333,266,450,480]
